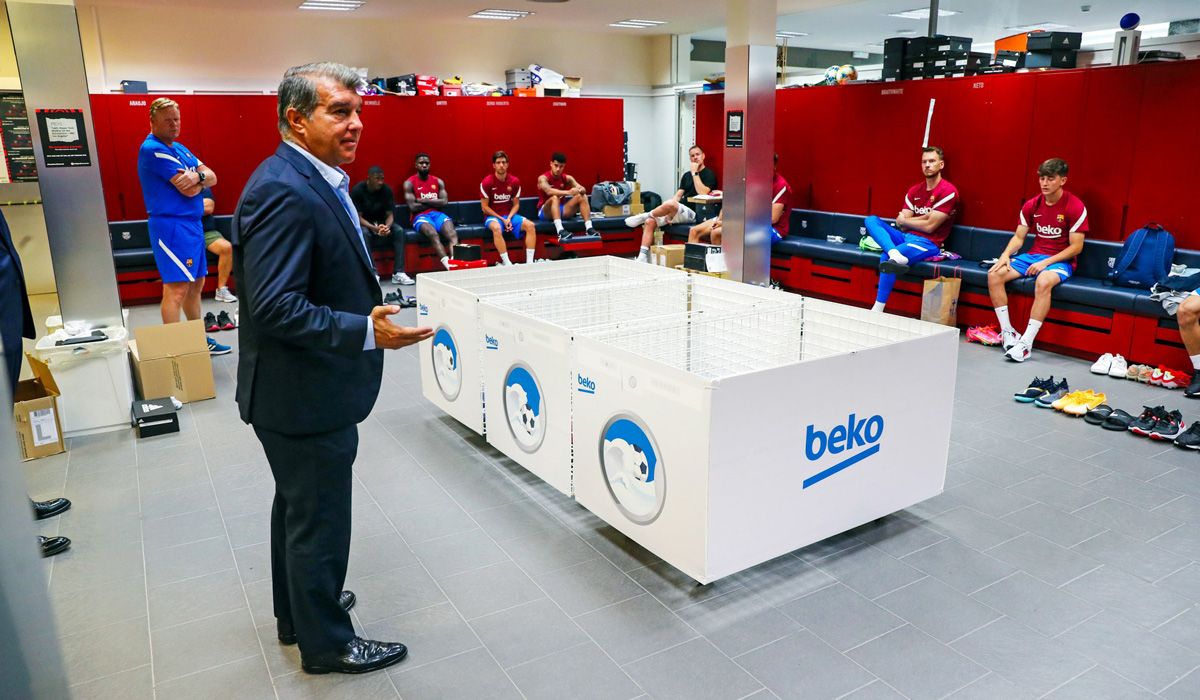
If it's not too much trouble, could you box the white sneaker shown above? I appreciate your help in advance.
[214,286,237,303]
[1005,341,1032,363]
[392,272,416,285]
[1090,352,1114,374]
[1107,354,1128,378]
[624,212,650,228]
[1001,328,1021,352]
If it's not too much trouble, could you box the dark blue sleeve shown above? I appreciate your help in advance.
[237,181,369,356]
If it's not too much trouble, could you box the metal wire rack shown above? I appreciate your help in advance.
[798,298,939,361]
[486,277,692,330]
[421,257,680,298]
[689,276,804,314]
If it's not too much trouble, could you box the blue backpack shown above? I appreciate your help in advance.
[1107,224,1174,289]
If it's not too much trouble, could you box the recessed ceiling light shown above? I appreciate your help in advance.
[609,19,667,29]
[298,0,364,10]
[1004,22,1071,31]
[469,8,533,20]
[888,8,960,20]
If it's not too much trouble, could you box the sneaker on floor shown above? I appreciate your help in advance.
[1149,409,1185,441]
[624,212,650,228]
[1014,375,1056,403]
[1138,365,1155,383]
[1126,363,1144,381]
[1064,391,1107,417]
[1129,405,1167,436]
[204,311,220,333]
[1090,353,1114,374]
[207,336,232,356]
[966,325,1002,346]
[1150,366,1166,386]
[1052,389,1091,412]
[215,286,238,303]
[217,310,236,331]
[1005,340,1032,363]
[1185,374,1200,398]
[1161,369,1191,390]
[383,290,403,305]
[391,272,416,285]
[1107,354,1128,378]
[1034,378,1070,408]
[1174,421,1200,449]
[1001,328,1021,352]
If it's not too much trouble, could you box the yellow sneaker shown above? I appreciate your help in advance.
[1052,390,1089,411]
[1064,391,1106,416]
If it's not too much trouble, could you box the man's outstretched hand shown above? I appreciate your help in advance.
[371,305,433,349]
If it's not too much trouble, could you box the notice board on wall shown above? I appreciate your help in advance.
[35,108,92,169]
[0,92,37,183]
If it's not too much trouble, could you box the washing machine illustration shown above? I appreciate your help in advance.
[430,327,462,401]
[502,362,547,453]
[599,413,665,524]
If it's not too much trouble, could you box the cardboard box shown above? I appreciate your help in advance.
[12,354,65,461]
[131,397,180,439]
[513,87,537,98]
[651,244,685,269]
[129,320,215,403]
[602,181,643,218]
[564,76,583,93]
[440,85,462,97]
[674,264,730,280]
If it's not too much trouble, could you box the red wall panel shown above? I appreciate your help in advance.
[1069,68,1143,241]
[91,94,625,222]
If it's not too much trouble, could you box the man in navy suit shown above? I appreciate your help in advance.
[0,209,73,557]
[232,63,432,675]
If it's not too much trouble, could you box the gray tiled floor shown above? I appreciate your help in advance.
[25,296,1200,699]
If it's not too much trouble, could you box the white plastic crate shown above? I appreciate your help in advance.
[417,257,684,434]
[571,298,958,583]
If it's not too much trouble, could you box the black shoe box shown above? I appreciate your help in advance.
[1026,31,1081,52]
[883,65,904,81]
[453,243,481,261]
[910,34,972,56]
[1025,49,1077,69]
[927,51,969,71]
[884,37,908,68]
[995,50,1026,68]
[684,243,722,272]
[967,52,992,72]
[131,398,180,439]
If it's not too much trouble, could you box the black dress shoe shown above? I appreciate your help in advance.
[32,497,71,521]
[277,590,357,645]
[301,636,407,675]
[39,535,71,558]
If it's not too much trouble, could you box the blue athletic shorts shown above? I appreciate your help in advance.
[413,210,451,233]
[1010,252,1073,280]
[485,214,528,238]
[149,216,206,283]
[771,227,782,242]
[538,203,566,220]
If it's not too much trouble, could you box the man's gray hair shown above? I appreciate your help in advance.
[276,62,362,136]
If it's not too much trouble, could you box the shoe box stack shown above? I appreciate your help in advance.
[1024,30,1082,70]
[884,34,973,81]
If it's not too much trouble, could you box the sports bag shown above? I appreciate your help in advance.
[591,181,634,209]
[1106,223,1175,289]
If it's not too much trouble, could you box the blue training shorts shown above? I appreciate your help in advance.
[485,214,528,238]
[413,210,451,233]
[1009,252,1073,280]
[538,202,566,220]
[770,227,782,242]
[149,216,206,283]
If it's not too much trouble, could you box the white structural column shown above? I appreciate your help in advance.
[721,0,776,285]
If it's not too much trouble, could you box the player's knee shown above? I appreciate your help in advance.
[1034,271,1059,293]
[1180,297,1200,324]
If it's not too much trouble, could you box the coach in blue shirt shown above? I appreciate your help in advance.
[136,99,228,354]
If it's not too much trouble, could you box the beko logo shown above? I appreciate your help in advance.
[418,304,429,316]
[803,413,884,489]
[485,335,499,350]
[577,373,596,394]
[1035,223,1063,238]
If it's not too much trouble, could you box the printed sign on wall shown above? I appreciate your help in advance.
[35,108,92,168]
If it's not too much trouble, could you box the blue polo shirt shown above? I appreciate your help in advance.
[137,133,204,219]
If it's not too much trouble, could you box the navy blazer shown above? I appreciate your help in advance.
[232,143,383,435]
[0,208,35,341]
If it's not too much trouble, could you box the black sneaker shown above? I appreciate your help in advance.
[217,310,236,330]
[1175,422,1200,450]
[383,291,403,305]
[879,260,910,275]
[1185,375,1200,399]
[1014,375,1055,403]
[204,311,219,333]
[558,230,575,243]
[1129,406,1167,437]
[1149,409,1185,441]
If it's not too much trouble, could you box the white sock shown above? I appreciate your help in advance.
[553,220,564,233]
[500,252,511,265]
[1021,319,1042,346]
[585,220,594,231]
[638,246,650,262]
[1190,353,1200,371]
[526,248,535,263]
[995,306,1015,335]
[871,301,886,313]
[441,256,450,270]
[887,249,909,265]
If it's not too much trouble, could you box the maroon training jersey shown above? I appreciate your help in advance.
[538,170,571,209]
[904,178,959,247]
[1020,191,1088,259]
[480,173,522,212]
[406,174,443,214]
[772,173,793,237]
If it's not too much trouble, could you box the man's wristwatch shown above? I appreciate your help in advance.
[197,170,206,183]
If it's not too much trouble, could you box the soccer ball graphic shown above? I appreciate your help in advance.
[431,328,461,400]
[600,416,664,523]
[503,364,546,452]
